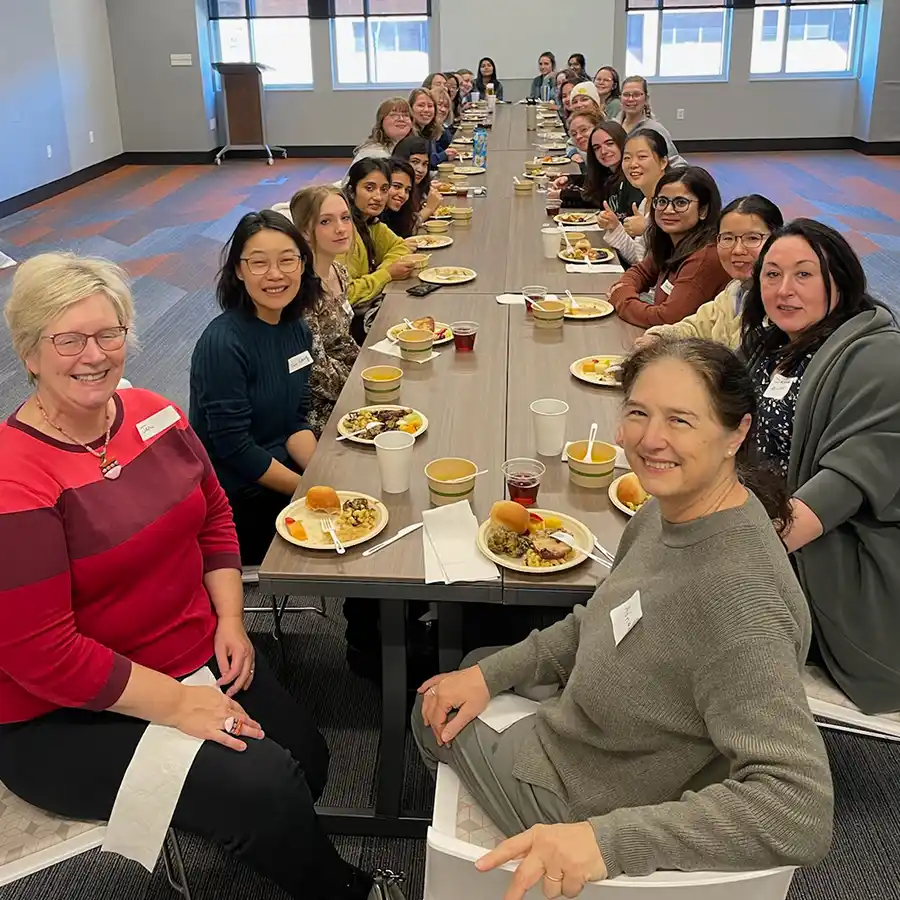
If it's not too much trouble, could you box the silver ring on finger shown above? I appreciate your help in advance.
[545,873,563,883]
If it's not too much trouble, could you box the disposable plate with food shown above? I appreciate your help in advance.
[277,491,389,550]
[554,212,599,226]
[387,321,454,345]
[558,247,617,265]
[608,473,651,518]
[570,355,625,388]
[418,266,477,285]
[562,297,614,320]
[337,406,429,444]
[454,165,486,175]
[411,234,454,249]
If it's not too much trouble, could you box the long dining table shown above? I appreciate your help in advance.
[260,102,643,838]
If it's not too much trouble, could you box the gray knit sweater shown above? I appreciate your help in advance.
[478,492,833,878]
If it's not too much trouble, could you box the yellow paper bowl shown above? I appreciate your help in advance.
[514,180,534,193]
[564,231,586,244]
[361,365,402,404]
[566,440,618,489]
[425,458,477,506]
[424,220,450,233]
[437,162,455,174]
[397,328,434,361]
[448,174,469,185]
[401,253,431,270]
[532,298,566,329]
[450,207,474,220]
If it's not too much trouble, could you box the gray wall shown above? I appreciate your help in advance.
[855,0,900,143]
[0,0,121,203]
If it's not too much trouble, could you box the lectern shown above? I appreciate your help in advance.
[212,62,286,166]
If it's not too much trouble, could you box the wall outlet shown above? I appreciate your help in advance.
[46,144,53,158]
[170,53,193,67]
[89,131,95,144]
[208,117,217,132]
[676,108,685,120]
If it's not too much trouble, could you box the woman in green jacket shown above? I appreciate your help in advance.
[339,158,414,342]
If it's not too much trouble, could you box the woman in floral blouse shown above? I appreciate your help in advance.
[288,187,360,436]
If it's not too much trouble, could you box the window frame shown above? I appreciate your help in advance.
[748,1,866,81]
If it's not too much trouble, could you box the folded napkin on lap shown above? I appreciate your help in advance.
[423,500,500,584]
[369,338,440,364]
[477,693,541,732]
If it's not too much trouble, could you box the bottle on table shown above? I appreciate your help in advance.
[473,127,488,169]
[486,82,497,113]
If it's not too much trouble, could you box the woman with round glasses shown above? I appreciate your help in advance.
[610,166,731,328]
[636,195,784,350]
[351,97,413,166]
[190,210,319,567]
[617,76,686,167]
[593,66,621,119]
[0,251,393,900]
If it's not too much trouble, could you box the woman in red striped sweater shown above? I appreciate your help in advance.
[0,253,384,900]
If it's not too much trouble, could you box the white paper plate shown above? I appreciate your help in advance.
[557,248,617,265]
[277,491,389,550]
[538,156,570,166]
[608,473,653,518]
[419,266,477,285]
[554,212,599,226]
[476,509,594,574]
[563,297,614,320]
[411,234,454,249]
[337,406,429,444]
[570,355,625,388]
[387,321,454,345]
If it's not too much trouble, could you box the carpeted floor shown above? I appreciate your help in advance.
[2,153,900,899]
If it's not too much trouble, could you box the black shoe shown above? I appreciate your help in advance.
[368,869,407,900]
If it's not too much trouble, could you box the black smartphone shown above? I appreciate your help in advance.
[406,283,443,297]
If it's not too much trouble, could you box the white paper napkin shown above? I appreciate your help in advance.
[560,223,601,232]
[496,293,526,305]
[566,263,625,274]
[562,441,629,469]
[422,500,500,584]
[369,338,440,364]
[477,693,540,732]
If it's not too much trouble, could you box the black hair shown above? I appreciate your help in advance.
[380,158,418,239]
[343,157,393,272]
[624,127,669,163]
[443,71,462,119]
[216,210,320,322]
[645,165,722,272]
[740,218,881,375]
[474,57,499,97]
[720,194,784,233]
[539,51,556,69]
[595,65,621,101]
[622,336,793,534]
[568,53,586,71]
[583,121,629,207]
[392,134,432,197]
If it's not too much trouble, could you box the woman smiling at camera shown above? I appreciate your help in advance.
[530,52,557,101]
[409,87,458,168]
[379,158,420,239]
[0,253,385,900]
[190,211,318,567]
[289,186,361,436]
[350,97,413,166]
[393,134,442,225]
[593,66,622,118]
[414,337,833,896]
[610,165,730,327]
[741,219,900,715]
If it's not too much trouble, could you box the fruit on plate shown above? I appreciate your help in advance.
[398,412,424,434]
[284,517,308,541]
[306,485,341,513]
[618,472,651,511]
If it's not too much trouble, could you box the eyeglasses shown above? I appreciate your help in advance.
[652,196,698,213]
[717,232,767,250]
[240,255,302,276]
[387,112,411,121]
[622,91,645,100]
[44,326,129,357]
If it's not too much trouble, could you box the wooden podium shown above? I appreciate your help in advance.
[212,62,286,166]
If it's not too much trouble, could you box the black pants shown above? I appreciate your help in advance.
[0,650,370,900]
[228,480,295,567]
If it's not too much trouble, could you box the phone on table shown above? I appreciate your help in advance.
[407,283,443,297]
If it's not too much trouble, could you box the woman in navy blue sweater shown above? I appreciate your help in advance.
[190,211,320,566]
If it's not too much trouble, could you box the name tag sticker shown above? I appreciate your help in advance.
[660,279,674,295]
[610,590,643,647]
[136,405,180,443]
[764,373,796,401]
[341,298,353,316]
[288,351,313,373]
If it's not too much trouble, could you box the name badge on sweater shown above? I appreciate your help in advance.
[610,591,643,646]
[341,298,353,316]
[288,351,313,373]
[136,405,180,443]
[660,279,674,295]
[764,373,796,401]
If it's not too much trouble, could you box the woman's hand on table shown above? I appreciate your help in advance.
[597,201,619,232]
[553,175,569,189]
[623,203,645,237]
[388,259,416,281]
[172,684,264,752]
[571,153,584,165]
[214,615,256,696]
[476,822,608,900]
[418,665,490,745]
[446,147,460,160]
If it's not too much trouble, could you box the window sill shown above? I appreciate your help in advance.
[641,75,729,85]
[264,84,315,91]
[331,82,422,91]
[748,72,858,83]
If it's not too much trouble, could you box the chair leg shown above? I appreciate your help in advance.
[270,594,289,671]
[162,828,193,900]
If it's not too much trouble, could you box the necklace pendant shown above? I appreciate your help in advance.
[101,459,122,480]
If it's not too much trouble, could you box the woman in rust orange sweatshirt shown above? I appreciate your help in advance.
[610,166,730,328]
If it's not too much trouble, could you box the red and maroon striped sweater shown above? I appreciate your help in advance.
[0,389,241,724]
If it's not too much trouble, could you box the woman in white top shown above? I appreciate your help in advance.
[616,76,686,168]
[350,98,413,166]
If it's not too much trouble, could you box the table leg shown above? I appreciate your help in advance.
[438,603,464,673]
[375,596,407,818]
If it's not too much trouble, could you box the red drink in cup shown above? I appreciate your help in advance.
[502,458,546,507]
[450,321,479,352]
[522,285,547,313]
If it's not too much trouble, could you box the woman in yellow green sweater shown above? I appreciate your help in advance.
[636,195,783,350]
[339,157,414,342]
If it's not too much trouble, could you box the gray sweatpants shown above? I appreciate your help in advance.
[411,649,569,838]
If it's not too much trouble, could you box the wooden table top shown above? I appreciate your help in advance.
[260,104,644,606]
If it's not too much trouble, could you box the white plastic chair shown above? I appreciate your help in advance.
[425,765,795,900]
[0,780,191,896]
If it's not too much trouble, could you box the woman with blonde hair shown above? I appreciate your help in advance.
[408,86,457,167]
[288,186,360,435]
[0,253,393,900]
[351,97,413,165]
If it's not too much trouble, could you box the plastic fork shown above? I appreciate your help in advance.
[321,516,346,555]
[336,422,380,442]
[593,538,616,566]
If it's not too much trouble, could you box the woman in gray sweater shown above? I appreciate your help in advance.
[741,219,900,715]
[414,338,833,895]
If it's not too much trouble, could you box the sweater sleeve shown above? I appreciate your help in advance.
[644,282,735,341]
[610,255,657,305]
[590,636,834,877]
[0,482,132,711]
[191,326,274,484]
[477,606,585,696]
[612,246,729,328]
[346,225,409,305]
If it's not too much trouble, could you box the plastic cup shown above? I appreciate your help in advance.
[374,431,416,494]
[541,225,562,259]
[471,91,481,102]
[450,321,479,351]
[502,458,546,507]
[521,285,547,313]
[530,399,569,456]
